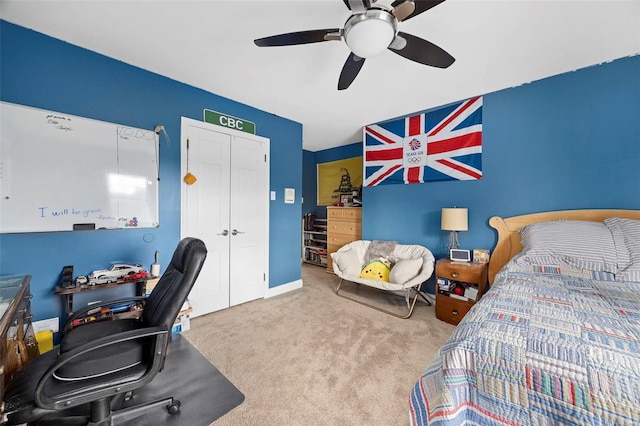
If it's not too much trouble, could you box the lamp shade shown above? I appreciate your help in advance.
[441,208,468,231]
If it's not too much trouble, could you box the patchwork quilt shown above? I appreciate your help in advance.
[410,262,640,425]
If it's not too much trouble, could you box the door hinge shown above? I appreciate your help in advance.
[264,154,267,162]
[186,138,190,149]
[263,273,266,281]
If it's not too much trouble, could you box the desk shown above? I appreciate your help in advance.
[1,275,38,413]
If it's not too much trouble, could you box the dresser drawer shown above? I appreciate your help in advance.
[327,207,362,220]
[328,221,361,235]
[436,295,473,325]
[327,244,343,257]
[327,233,360,247]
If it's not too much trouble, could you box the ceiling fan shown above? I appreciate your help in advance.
[254,0,455,90]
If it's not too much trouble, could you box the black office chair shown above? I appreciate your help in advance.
[3,237,207,425]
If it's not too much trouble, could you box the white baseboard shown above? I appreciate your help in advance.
[265,279,302,298]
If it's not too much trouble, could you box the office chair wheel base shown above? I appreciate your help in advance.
[167,400,181,415]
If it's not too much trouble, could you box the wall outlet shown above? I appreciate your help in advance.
[33,317,59,333]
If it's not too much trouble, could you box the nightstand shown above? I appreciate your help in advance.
[435,258,488,325]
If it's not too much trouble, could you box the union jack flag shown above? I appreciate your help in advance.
[363,96,482,187]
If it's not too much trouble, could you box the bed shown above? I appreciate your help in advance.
[410,209,640,425]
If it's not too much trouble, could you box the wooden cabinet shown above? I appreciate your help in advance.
[435,259,488,325]
[1,275,38,410]
[326,207,362,273]
[302,216,328,267]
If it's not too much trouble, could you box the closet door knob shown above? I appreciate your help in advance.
[217,230,229,236]
[231,229,245,236]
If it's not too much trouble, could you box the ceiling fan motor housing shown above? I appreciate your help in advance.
[343,9,398,58]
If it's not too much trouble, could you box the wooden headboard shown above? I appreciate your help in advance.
[488,209,640,284]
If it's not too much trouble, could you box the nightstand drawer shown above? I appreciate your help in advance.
[437,262,485,284]
[436,295,473,325]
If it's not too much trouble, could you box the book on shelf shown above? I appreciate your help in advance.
[464,286,479,300]
[449,293,469,301]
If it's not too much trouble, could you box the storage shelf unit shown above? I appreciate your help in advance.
[302,217,327,267]
[54,277,150,328]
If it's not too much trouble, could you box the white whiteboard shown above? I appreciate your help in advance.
[0,102,159,233]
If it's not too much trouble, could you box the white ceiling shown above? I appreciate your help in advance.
[2,0,639,151]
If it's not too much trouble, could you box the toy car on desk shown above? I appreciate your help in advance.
[88,276,117,286]
[89,263,143,281]
[124,270,149,281]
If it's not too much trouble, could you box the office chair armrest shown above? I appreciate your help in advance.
[62,296,149,334]
[35,325,170,410]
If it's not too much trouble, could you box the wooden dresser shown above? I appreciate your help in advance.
[1,275,38,411]
[326,207,362,273]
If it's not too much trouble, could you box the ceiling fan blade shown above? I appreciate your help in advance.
[254,29,341,47]
[390,0,446,21]
[388,32,454,68]
[338,53,366,90]
[392,1,416,22]
[345,0,371,13]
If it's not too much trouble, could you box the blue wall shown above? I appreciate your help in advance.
[0,21,303,323]
[306,55,640,291]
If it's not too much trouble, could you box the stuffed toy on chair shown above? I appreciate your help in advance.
[359,258,391,282]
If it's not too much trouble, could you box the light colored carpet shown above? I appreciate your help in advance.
[182,263,456,425]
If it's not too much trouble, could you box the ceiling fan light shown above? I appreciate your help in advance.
[344,10,397,58]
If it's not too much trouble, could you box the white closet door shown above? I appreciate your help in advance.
[183,125,231,316]
[181,118,269,317]
[229,135,267,306]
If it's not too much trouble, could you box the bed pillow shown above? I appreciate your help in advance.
[331,249,361,276]
[605,217,640,281]
[389,258,423,284]
[516,220,618,273]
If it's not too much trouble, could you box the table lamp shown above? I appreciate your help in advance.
[441,207,468,250]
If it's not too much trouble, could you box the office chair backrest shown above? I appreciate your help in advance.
[143,237,207,330]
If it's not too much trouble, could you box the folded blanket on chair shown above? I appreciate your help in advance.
[365,240,397,263]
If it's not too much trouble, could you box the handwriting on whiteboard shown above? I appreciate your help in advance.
[37,207,109,219]
[118,126,155,142]
[45,114,73,132]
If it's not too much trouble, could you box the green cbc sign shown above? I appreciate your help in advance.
[203,109,256,135]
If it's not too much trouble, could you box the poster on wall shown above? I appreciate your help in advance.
[363,96,482,187]
[317,156,363,206]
